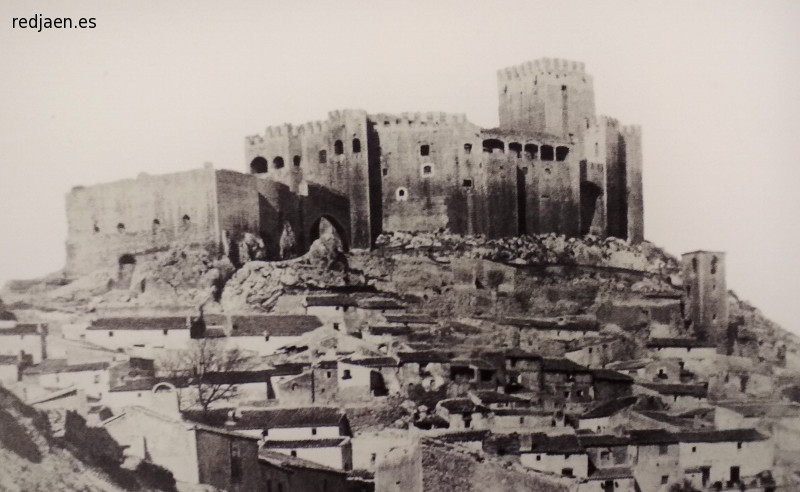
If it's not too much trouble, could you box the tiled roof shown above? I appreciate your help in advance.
[647,338,716,349]
[635,411,692,428]
[316,360,338,370]
[578,434,631,448]
[0,324,39,336]
[340,357,398,368]
[592,369,633,382]
[501,348,542,360]
[0,310,17,321]
[628,429,678,445]
[587,467,634,480]
[259,449,345,474]
[229,315,323,337]
[492,408,553,417]
[201,370,272,385]
[431,430,490,443]
[305,295,357,308]
[451,358,496,370]
[397,350,454,364]
[383,314,437,325]
[269,363,310,376]
[357,298,405,310]
[640,383,708,398]
[183,407,349,433]
[88,317,188,331]
[0,355,19,365]
[528,433,584,454]
[495,316,599,332]
[675,428,767,443]
[606,359,649,371]
[23,359,108,375]
[542,358,592,373]
[367,325,412,336]
[582,396,638,419]
[262,438,348,448]
[716,402,800,418]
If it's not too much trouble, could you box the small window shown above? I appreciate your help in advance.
[536,455,541,461]
[352,138,361,153]
[319,150,327,164]
[109,331,114,337]
[250,156,268,173]
[117,223,125,232]
[311,428,317,435]
[333,323,340,331]
[420,144,430,156]
[464,143,472,154]
[509,142,522,158]
[555,146,569,161]
[541,145,554,161]
[524,144,538,160]
[290,450,297,457]
[293,155,301,167]
[182,215,191,225]
[396,187,408,201]
[711,256,718,275]
[659,444,669,455]
[422,165,433,176]
[600,451,610,460]
[273,157,284,169]
[153,219,160,226]
[519,417,524,424]
[163,328,168,336]
[692,446,697,452]
[561,85,567,91]
[692,257,698,272]
[382,168,388,176]
[326,371,332,378]
[737,442,742,449]
[342,369,352,380]
[94,374,101,384]
[561,468,573,477]
[291,383,297,391]
[661,475,668,485]
[334,140,344,155]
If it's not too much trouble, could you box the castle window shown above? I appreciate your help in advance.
[382,168,388,176]
[319,150,327,164]
[509,142,522,158]
[182,215,191,226]
[250,156,268,174]
[464,143,472,154]
[334,140,344,155]
[153,219,160,227]
[561,85,567,91]
[395,187,408,201]
[293,155,301,167]
[462,179,473,188]
[556,146,570,161]
[482,138,505,153]
[93,222,100,233]
[422,165,433,177]
[420,144,430,156]
[711,256,718,274]
[692,258,698,272]
[273,157,284,169]
[524,144,538,160]
[342,369,352,380]
[117,223,125,232]
[541,145,554,161]
[352,138,361,153]
[595,142,599,157]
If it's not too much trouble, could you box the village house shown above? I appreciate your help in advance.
[576,467,637,492]
[520,433,589,478]
[606,359,650,379]
[501,315,601,346]
[303,295,357,332]
[565,336,628,369]
[541,358,594,408]
[491,408,567,433]
[84,317,194,355]
[435,398,492,430]
[360,324,412,347]
[636,382,708,410]
[591,368,633,401]
[259,449,353,492]
[627,429,680,492]
[485,348,542,396]
[675,428,773,489]
[396,350,454,392]
[22,359,110,399]
[647,338,717,361]
[337,356,400,401]
[271,360,337,405]
[0,322,47,364]
[225,314,324,355]
[578,396,638,433]
[448,358,499,394]
[0,354,20,385]
[260,437,353,471]
[715,401,800,453]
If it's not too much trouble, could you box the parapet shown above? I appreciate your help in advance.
[621,124,642,137]
[597,115,620,129]
[369,111,473,130]
[497,57,587,81]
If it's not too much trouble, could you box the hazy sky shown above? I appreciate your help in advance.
[1,1,798,335]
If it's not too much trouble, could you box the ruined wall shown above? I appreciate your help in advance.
[65,167,224,274]
[195,430,262,492]
[497,58,596,145]
[681,251,728,352]
[245,110,373,249]
[622,126,644,243]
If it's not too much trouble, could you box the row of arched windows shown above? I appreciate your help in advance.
[479,139,569,162]
[99,216,190,234]
[251,138,362,174]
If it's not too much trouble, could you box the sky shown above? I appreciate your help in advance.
[1,1,799,335]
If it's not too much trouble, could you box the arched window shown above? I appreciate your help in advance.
[462,179,473,188]
[273,157,284,169]
[420,144,430,156]
[509,142,522,158]
[250,156,268,174]
[464,143,472,154]
[153,219,160,226]
[396,187,408,201]
[422,165,433,176]
[352,138,361,153]
[334,140,344,155]
[117,223,125,232]
[524,144,538,160]
[293,155,301,167]
[482,139,505,153]
[319,150,327,164]
[182,215,191,226]
[556,146,570,161]
[541,145,554,161]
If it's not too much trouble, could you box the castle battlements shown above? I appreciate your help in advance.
[497,57,588,81]
[597,115,620,128]
[369,111,472,130]
[620,125,642,137]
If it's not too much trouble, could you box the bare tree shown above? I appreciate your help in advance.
[159,339,254,413]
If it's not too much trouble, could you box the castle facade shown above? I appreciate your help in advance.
[65,58,643,274]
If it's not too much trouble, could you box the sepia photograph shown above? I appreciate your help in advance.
[1,1,799,490]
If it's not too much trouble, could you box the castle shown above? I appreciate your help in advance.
[65,58,643,274]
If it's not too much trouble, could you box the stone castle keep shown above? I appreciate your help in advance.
[65,58,643,274]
